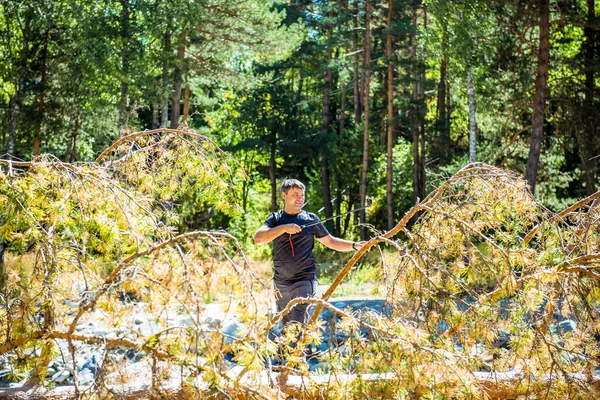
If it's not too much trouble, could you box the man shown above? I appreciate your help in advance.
[254,179,367,328]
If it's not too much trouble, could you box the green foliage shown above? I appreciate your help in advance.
[373,139,415,221]
[0,0,302,162]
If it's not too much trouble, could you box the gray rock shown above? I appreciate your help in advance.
[79,353,101,374]
[176,314,196,327]
[555,319,577,335]
[207,318,223,329]
[93,328,111,337]
[223,322,240,343]
[51,369,71,384]
[77,369,95,385]
[137,321,162,337]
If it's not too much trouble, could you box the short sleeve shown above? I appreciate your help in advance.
[264,212,278,228]
[310,213,330,238]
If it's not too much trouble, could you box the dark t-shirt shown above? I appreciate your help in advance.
[264,210,330,285]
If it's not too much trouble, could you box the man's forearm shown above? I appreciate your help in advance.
[319,234,366,251]
[254,225,292,244]
[326,236,355,252]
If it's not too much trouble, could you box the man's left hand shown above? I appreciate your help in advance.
[352,241,368,251]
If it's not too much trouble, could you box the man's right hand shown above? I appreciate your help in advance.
[254,223,302,244]
[281,224,302,235]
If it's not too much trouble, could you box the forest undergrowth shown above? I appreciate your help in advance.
[1,129,600,399]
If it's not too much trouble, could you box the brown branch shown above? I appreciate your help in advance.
[67,231,239,334]
[524,190,600,245]
[309,163,508,325]
[271,297,396,338]
[96,128,209,163]
[307,238,384,326]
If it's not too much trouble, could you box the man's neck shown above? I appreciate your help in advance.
[284,207,302,215]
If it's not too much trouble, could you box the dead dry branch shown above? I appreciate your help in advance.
[3,145,600,399]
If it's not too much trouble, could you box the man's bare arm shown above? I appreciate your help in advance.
[318,235,367,252]
[253,223,302,244]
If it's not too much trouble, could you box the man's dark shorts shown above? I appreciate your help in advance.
[275,280,316,327]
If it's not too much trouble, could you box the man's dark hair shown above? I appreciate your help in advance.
[281,179,305,194]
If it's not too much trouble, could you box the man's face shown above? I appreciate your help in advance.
[282,187,305,212]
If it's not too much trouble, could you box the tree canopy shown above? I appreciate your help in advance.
[1,0,599,231]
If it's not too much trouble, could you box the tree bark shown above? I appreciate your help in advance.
[386,0,395,230]
[340,82,347,138]
[65,105,79,162]
[0,238,6,292]
[8,13,30,159]
[182,85,191,123]
[269,130,278,212]
[353,0,362,123]
[466,56,477,163]
[359,0,371,240]
[525,0,550,193]
[33,30,49,157]
[321,6,334,232]
[437,23,450,162]
[170,31,186,129]
[118,0,131,130]
[411,6,425,204]
[151,104,159,129]
[579,0,596,194]
[585,0,595,98]
[420,8,427,200]
[161,30,171,128]
[340,0,349,139]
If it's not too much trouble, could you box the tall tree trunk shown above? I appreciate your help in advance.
[359,0,371,240]
[353,0,362,123]
[585,0,595,98]
[580,0,596,194]
[182,85,191,123]
[466,56,477,163]
[340,82,347,138]
[337,79,347,236]
[437,23,450,162]
[161,30,171,128]
[151,104,159,129]
[411,6,424,204]
[386,0,395,230]
[170,31,186,129]
[8,14,30,159]
[420,8,428,200]
[0,238,6,292]
[65,105,78,162]
[297,68,304,99]
[321,6,334,232]
[525,0,550,193]
[33,30,49,156]
[269,130,278,212]
[343,196,355,237]
[420,117,426,196]
[118,0,131,130]
[334,0,350,236]
[340,0,349,139]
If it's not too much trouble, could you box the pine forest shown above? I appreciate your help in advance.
[1,0,600,398]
